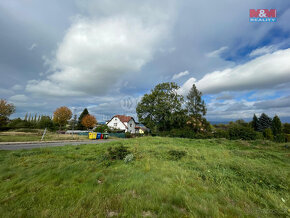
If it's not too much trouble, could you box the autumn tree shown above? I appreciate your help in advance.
[0,99,16,127]
[81,114,97,130]
[53,106,72,130]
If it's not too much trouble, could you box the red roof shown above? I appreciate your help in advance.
[115,115,133,123]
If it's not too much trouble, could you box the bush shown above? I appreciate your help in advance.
[228,125,259,140]
[168,150,187,160]
[124,154,134,163]
[107,145,130,160]
[125,132,133,138]
[274,133,286,143]
[263,128,274,141]
[213,129,229,139]
[94,124,110,133]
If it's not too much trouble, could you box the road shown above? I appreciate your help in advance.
[0,140,115,150]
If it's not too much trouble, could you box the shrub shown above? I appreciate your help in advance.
[228,125,259,140]
[124,154,134,163]
[286,134,290,142]
[213,129,229,139]
[107,145,129,160]
[125,132,133,138]
[274,133,286,143]
[94,124,110,133]
[263,128,274,141]
[168,150,187,160]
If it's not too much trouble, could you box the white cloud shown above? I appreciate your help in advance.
[249,45,277,57]
[172,70,189,80]
[178,77,196,95]
[28,43,37,51]
[11,84,23,91]
[9,94,28,102]
[26,10,172,97]
[180,48,290,95]
[206,46,228,58]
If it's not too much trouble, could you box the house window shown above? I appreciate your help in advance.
[114,123,117,127]
[130,124,132,127]
[115,118,117,121]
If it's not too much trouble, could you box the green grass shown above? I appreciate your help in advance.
[0,131,88,142]
[0,137,289,217]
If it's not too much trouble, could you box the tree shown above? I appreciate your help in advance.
[258,113,272,132]
[271,115,282,136]
[186,84,207,117]
[38,116,55,130]
[53,106,72,130]
[252,114,259,131]
[136,82,185,132]
[0,99,15,127]
[81,114,97,130]
[77,108,89,130]
[185,84,209,132]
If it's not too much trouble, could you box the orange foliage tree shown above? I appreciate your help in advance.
[81,114,97,130]
[53,106,72,130]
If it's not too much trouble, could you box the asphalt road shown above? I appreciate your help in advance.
[0,140,115,150]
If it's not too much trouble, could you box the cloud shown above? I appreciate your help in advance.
[180,48,290,95]
[28,43,37,51]
[249,45,277,57]
[216,93,234,100]
[172,70,189,80]
[254,95,290,109]
[26,1,174,97]
[206,46,228,58]
[9,94,28,102]
[178,77,196,96]
[11,84,23,91]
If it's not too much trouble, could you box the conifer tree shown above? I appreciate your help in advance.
[252,114,259,131]
[77,108,89,130]
[258,113,272,132]
[272,115,282,136]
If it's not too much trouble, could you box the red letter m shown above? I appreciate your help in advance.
[250,9,259,18]
[265,9,276,17]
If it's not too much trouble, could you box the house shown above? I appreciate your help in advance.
[107,115,137,133]
[135,124,149,134]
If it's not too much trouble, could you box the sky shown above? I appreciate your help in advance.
[1,0,290,123]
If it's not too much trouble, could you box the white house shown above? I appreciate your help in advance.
[107,115,136,133]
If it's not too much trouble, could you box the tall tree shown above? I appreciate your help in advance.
[272,115,282,136]
[258,113,272,132]
[136,82,184,132]
[186,84,207,117]
[81,114,97,130]
[0,99,15,127]
[53,106,72,130]
[252,114,259,131]
[77,108,89,130]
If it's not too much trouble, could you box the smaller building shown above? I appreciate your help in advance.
[107,115,137,133]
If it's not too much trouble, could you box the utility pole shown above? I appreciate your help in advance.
[72,108,77,139]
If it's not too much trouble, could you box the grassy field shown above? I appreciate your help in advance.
[0,131,88,142]
[0,137,289,217]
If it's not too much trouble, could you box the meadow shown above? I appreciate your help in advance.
[0,130,87,142]
[0,137,289,217]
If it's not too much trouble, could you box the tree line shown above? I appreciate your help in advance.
[0,99,97,131]
[136,82,290,142]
